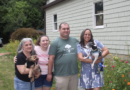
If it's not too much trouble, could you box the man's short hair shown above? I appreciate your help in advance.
[59,22,69,29]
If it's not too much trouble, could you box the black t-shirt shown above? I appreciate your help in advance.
[15,52,34,82]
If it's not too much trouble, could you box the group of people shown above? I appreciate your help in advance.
[14,22,109,90]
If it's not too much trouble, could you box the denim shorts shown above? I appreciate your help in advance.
[14,76,35,90]
[35,73,53,88]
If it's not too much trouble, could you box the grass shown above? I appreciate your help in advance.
[0,47,8,53]
[0,55,14,90]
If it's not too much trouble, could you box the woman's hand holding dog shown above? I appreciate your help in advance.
[33,70,40,79]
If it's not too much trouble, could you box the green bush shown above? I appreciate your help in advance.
[101,54,130,90]
[4,40,20,56]
[10,28,44,40]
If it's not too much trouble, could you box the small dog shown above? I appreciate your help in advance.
[83,42,102,73]
[22,55,41,82]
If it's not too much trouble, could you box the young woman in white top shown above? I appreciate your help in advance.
[35,35,53,90]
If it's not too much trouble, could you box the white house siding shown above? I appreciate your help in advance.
[103,0,130,55]
[45,0,130,55]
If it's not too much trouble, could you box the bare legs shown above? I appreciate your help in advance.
[86,87,100,90]
[35,86,51,90]
[93,87,100,90]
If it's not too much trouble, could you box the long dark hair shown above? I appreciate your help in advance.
[35,35,50,46]
[79,29,94,48]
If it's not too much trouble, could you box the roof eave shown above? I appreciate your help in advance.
[41,0,66,10]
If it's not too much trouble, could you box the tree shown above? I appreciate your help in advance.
[2,1,29,33]
[0,0,10,43]
[17,0,46,29]
[0,0,46,43]
[22,7,44,29]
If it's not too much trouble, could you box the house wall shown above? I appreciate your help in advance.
[45,0,130,55]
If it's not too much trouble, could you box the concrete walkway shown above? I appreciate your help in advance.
[78,86,85,90]
[0,52,10,56]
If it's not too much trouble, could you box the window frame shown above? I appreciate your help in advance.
[93,0,104,29]
[52,14,58,31]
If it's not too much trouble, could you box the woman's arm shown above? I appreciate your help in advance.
[101,46,109,58]
[77,53,92,63]
[17,65,30,74]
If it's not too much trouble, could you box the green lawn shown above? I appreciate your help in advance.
[0,55,14,90]
[0,47,8,53]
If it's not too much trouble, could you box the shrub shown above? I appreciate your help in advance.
[101,54,130,90]
[4,40,20,56]
[10,28,44,40]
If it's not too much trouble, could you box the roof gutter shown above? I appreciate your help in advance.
[41,0,66,10]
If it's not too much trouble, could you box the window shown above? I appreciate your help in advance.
[93,1,104,28]
[53,14,57,31]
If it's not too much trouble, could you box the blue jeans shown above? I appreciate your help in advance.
[14,76,35,90]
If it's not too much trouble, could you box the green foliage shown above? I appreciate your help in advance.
[78,59,81,78]
[0,0,9,37]
[0,6,8,18]
[4,40,20,56]
[10,28,44,41]
[17,0,45,8]
[0,0,46,41]
[2,1,29,33]
[102,54,130,90]
[125,42,130,57]
[22,7,44,29]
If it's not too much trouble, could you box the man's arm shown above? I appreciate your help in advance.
[46,55,55,82]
